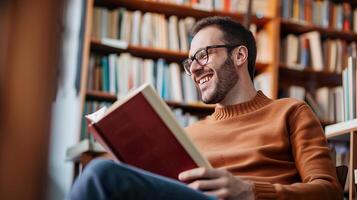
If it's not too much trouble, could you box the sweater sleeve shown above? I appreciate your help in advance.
[253,104,343,200]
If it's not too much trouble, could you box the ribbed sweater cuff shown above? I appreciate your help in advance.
[253,182,278,200]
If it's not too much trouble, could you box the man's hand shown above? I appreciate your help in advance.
[178,168,254,200]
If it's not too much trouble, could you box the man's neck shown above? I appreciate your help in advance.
[216,79,257,107]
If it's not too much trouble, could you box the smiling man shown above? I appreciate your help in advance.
[68,17,342,200]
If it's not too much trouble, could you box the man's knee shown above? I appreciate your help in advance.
[83,159,127,180]
[84,159,116,175]
[83,159,137,182]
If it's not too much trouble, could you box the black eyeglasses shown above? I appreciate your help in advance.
[182,44,240,76]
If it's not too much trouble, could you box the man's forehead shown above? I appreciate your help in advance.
[189,26,223,56]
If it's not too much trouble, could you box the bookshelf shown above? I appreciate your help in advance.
[70,1,357,198]
[325,119,357,199]
[77,0,280,138]
[68,0,280,170]
[280,3,357,198]
[278,0,357,126]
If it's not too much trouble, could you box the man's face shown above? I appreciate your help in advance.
[189,26,238,104]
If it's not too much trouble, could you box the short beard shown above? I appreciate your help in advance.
[202,57,238,104]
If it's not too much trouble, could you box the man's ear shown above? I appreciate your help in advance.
[232,46,248,68]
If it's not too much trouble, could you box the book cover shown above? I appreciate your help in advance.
[86,84,211,180]
[302,31,324,71]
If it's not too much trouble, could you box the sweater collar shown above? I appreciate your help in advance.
[211,91,272,120]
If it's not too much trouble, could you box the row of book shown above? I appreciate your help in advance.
[281,0,357,32]
[92,8,195,52]
[342,57,357,121]
[91,7,272,63]
[281,31,357,73]
[145,0,272,17]
[172,108,199,127]
[88,53,200,103]
[281,85,344,123]
[88,52,274,104]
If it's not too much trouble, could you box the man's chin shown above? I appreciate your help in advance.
[201,94,217,104]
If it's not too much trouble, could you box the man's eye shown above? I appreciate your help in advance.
[196,51,207,60]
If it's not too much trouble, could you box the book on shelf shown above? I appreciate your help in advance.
[85,84,211,180]
[288,85,305,101]
[281,0,357,32]
[91,6,270,63]
[342,57,357,121]
[281,32,356,73]
[87,53,200,103]
[92,7,196,52]
[136,0,272,17]
[254,72,272,98]
[301,31,324,71]
[305,92,324,120]
[279,86,344,123]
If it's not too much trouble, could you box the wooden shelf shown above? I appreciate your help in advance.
[325,118,357,139]
[280,20,357,41]
[321,120,336,127]
[91,38,186,63]
[94,0,272,27]
[279,65,342,88]
[86,90,215,113]
[90,38,269,72]
[165,100,215,113]
[86,90,117,102]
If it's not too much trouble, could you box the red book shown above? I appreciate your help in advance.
[86,84,211,180]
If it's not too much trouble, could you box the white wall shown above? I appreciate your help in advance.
[47,0,84,199]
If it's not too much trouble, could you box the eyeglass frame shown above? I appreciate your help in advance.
[182,44,241,76]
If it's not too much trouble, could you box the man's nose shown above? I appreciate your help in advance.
[190,60,204,75]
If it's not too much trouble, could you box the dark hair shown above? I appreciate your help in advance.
[191,16,257,82]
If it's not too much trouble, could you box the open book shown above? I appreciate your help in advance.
[86,83,211,180]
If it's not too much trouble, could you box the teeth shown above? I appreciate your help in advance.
[199,76,211,85]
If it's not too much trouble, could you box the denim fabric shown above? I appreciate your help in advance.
[67,159,217,200]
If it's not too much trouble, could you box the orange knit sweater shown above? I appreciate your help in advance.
[185,91,342,200]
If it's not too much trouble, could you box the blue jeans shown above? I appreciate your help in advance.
[67,159,217,200]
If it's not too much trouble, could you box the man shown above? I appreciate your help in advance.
[68,16,342,200]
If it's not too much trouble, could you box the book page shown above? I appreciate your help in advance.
[85,106,108,123]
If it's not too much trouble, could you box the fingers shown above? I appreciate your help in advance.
[187,177,229,191]
[178,168,227,182]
